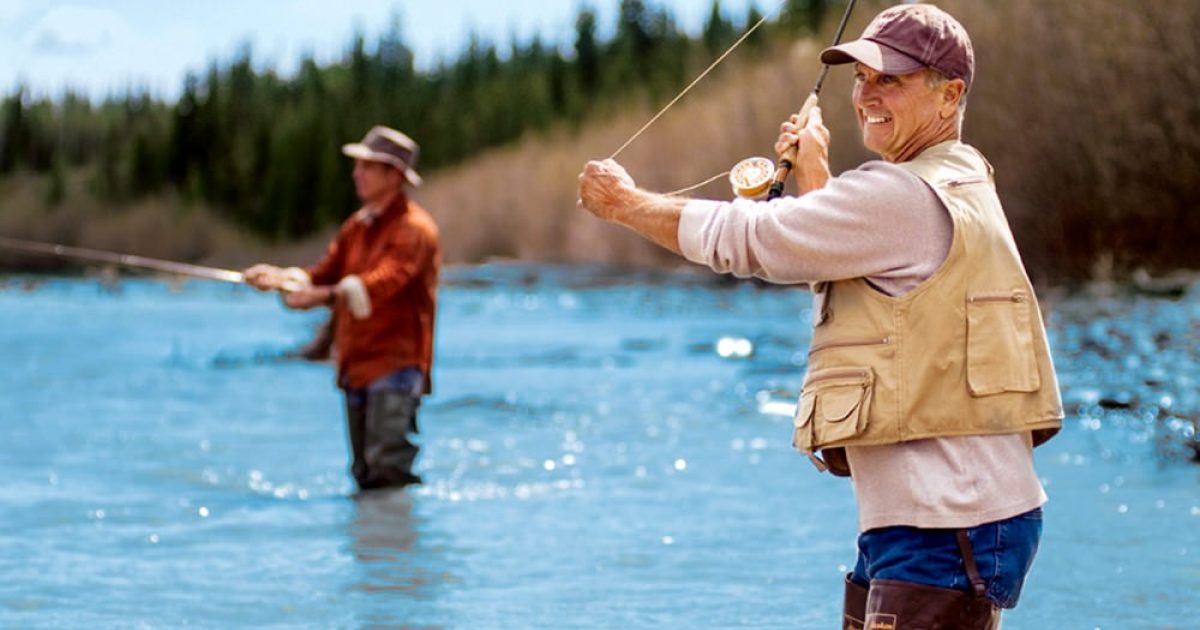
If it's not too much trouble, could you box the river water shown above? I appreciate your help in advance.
[1,265,1197,629]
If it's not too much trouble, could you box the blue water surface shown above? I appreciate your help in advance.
[0,266,1197,629]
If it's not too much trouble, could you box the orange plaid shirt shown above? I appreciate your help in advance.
[307,195,440,392]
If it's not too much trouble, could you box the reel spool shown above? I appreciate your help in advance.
[729,156,775,199]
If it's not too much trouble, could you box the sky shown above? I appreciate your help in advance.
[0,0,765,101]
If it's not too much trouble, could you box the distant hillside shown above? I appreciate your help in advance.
[0,1,824,242]
[2,0,1198,284]
[416,0,1200,283]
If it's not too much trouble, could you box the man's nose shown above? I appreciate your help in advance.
[853,84,877,108]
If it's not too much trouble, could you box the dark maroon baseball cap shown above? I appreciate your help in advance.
[820,3,974,89]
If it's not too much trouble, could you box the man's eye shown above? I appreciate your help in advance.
[854,73,866,82]
[880,75,898,84]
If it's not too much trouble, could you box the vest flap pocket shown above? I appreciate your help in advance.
[819,386,865,422]
[966,289,1041,396]
[794,393,816,429]
[799,367,874,446]
[792,392,817,451]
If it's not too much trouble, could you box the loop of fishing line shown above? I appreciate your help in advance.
[607,0,789,163]
[606,0,858,199]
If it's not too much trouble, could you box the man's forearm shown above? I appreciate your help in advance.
[284,284,336,310]
[610,188,688,256]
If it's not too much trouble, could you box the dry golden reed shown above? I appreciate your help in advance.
[4,0,1194,283]
[417,0,1200,282]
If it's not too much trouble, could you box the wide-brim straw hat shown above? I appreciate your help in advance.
[341,125,423,187]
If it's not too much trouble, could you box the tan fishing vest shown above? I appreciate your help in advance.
[791,140,1063,476]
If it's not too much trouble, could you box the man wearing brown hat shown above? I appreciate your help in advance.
[578,4,1061,628]
[245,125,440,491]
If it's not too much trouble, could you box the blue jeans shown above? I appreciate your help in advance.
[851,507,1043,609]
[344,367,426,407]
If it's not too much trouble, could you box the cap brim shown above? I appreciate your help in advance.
[820,39,927,75]
[342,143,423,187]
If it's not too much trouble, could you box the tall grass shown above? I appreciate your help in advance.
[3,1,1195,282]
[416,0,1200,282]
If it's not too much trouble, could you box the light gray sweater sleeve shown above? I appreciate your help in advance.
[678,161,952,296]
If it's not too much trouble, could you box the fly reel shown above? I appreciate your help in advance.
[729,156,776,199]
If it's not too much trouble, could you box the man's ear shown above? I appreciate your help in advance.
[388,167,407,189]
[940,79,966,117]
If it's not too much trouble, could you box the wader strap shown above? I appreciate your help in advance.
[955,529,988,600]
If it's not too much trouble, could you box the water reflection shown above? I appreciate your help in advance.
[346,490,448,628]
[348,490,422,591]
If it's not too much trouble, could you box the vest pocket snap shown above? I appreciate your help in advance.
[965,290,1041,396]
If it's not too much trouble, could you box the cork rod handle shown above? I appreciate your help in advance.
[767,91,820,201]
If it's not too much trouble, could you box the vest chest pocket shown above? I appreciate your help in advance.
[965,289,1041,396]
[793,367,874,450]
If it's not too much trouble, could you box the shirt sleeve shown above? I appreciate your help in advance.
[306,224,350,286]
[677,161,951,288]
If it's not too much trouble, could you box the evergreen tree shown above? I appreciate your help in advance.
[0,2,814,240]
[781,0,829,34]
[574,9,601,97]
[44,154,66,207]
[703,0,736,57]
[743,4,767,49]
[0,88,29,173]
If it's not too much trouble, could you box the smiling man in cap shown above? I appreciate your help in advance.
[246,125,441,491]
[578,4,1061,628]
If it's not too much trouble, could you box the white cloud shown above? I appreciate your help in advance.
[23,5,134,56]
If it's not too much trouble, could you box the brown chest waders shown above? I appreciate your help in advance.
[842,530,1001,630]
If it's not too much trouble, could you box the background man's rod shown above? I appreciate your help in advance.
[0,235,245,284]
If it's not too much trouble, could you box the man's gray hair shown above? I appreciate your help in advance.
[925,68,968,128]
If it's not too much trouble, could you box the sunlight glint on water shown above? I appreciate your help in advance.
[0,267,1197,627]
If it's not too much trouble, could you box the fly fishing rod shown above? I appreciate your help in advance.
[0,235,247,285]
[729,0,858,200]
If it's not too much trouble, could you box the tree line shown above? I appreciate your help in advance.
[0,0,830,240]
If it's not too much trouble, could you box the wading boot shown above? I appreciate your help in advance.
[360,390,422,489]
[863,528,1002,630]
[844,573,868,630]
[345,399,369,488]
[864,579,1000,629]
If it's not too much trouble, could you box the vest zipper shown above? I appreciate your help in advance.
[946,175,990,188]
[804,367,873,386]
[967,290,1026,304]
[808,336,890,356]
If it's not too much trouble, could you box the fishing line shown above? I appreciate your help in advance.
[607,0,858,198]
[761,0,857,200]
[607,0,789,161]
[665,170,730,196]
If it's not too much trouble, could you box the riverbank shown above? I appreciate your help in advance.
[4,162,1200,291]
